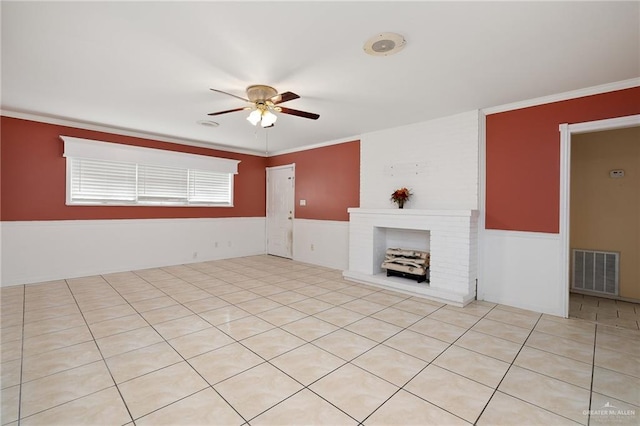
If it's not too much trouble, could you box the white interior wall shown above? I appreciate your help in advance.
[479,230,564,315]
[360,110,480,210]
[292,219,349,270]
[0,217,265,287]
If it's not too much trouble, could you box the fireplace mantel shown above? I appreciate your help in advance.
[343,208,478,306]
[346,208,476,217]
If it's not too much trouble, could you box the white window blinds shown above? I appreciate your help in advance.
[70,158,137,202]
[138,164,189,203]
[189,170,232,204]
[62,136,238,207]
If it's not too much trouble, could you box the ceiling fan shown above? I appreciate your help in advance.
[208,85,320,128]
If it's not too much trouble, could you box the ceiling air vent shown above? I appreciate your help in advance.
[364,33,406,56]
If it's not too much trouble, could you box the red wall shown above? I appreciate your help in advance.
[0,117,267,221]
[268,141,360,221]
[486,87,640,233]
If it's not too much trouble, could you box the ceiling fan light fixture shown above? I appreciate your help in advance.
[261,110,277,127]
[247,109,262,126]
[364,32,406,56]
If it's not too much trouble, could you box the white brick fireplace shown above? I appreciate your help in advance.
[343,208,478,306]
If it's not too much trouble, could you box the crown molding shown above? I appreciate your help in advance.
[0,109,268,157]
[482,77,640,115]
[268,135,361,156]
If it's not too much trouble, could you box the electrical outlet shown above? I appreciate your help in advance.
[193,251,198,259]
[310,244,315,251]
[610,169,625,178]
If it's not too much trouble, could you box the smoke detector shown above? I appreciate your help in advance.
[364,32,406,56]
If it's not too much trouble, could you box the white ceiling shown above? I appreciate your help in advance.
[2,1,638,154]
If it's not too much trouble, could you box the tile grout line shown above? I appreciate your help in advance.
[342,300,490,424]
[475,313,596,425]
[16,284,26,426]
[67,277,137,425]
[197,260,357,424]
[116,267,247,421]
[202,282,414,423]
[206,295,343,422]
[586,324,598,426]
[110,262,312,423]
[360,300,525,423]
[14,279,131,423]
[497,318,599,385]
[246,290,427,424]
[470,311,544,425]
[104,266,253,423]
[253,291,500,423]
[386,303,497,425]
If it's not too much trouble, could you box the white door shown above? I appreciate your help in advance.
[266,164,295,258]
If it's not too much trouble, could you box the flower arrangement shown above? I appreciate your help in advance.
[390,187,412,208]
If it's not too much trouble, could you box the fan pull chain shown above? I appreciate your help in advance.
[253,126,259,150]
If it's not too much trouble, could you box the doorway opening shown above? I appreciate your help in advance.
[559,114,640,322]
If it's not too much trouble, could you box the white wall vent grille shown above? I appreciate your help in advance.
[572,249,619,296]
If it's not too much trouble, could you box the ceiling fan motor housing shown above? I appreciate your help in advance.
[246,85,278,102]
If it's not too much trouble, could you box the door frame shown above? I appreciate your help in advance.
[266,163,296,258]
[559,114,640,317]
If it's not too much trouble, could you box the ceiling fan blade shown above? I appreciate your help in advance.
[207,107,248,116]
[272,91,300,105]
[210,88,250,102]
[279,107,320,120]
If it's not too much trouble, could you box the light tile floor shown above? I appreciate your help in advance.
[570,292,640,330]
[1,255,638,425]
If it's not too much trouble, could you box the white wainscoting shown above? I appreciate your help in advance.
[479,229,565,316]
[0,217,266,287]
[293,219,349,271]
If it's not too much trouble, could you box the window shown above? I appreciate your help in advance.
[62,136,239,206]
